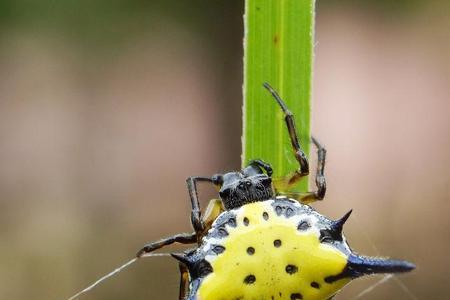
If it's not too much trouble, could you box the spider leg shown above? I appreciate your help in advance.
[186,176,213,233]
[310,136,327,200]
[170,199,223,298]
[248,159,273,176]
[278,136,327,203]
[136,232,197,257]
[263,82,309,179]
[178,262,189,300]
[137,183,220,295]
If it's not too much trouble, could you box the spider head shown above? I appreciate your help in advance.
[213,161,274,210]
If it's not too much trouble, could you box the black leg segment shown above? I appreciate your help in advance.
[248,159,273,176]
[263,82,309,177]
[279,136,327,203]
[178,262,189,300]
[136,232,197,258]
[186,176,213,233]
[311,136,327,200]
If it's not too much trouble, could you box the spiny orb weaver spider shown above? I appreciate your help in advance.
[136,83,415,300]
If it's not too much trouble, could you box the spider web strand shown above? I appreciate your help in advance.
[66,253,172,300]
[350,274,393,299]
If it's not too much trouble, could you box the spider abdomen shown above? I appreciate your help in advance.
[189,199,351,300]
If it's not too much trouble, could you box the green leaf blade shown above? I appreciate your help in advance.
[243,0,315,192]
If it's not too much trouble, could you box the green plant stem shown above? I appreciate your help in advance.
[243,0,315,192]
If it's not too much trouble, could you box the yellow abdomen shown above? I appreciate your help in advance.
[197,200,350,300]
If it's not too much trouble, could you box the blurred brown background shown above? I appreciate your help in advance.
[0,1,448,299]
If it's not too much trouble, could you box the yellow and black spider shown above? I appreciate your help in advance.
[136,83,415,300]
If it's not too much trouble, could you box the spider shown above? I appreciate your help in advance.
[136,83,415,300]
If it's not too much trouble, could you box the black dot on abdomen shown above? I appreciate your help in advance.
[227,217,236,227]
[218,228,228,237]
[273,239,282,247]
[286,207,294,217]
[290,293,303,299]
[212,245,225,254]
[285,264,298,274]
[297,220,311,231]
[275,206,282,215]
[244,274,256,284]
[310,281,320,289]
